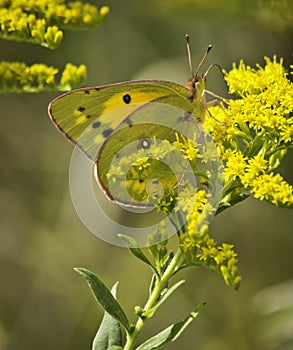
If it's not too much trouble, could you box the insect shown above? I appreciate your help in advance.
[48,35,214,207]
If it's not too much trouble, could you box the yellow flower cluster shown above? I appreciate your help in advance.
[0,61,86,92]
[173,133,201,161]
[205,56,293,208]
[179,195,241,289]
[172,181,197,214]
[174,56,293,289]
[60,63,86,90]
[132,157,151,172]
[251,173,293,206]
[185,190,209,236]
[0,0,109,49]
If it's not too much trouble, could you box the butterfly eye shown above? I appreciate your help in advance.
[123,94,131,104]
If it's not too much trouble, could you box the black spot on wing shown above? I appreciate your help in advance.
[178,112,193,122]
[103,128,113,138]
[78,106,86,112]
[84,90,90,94]
[123,94,131,104]
[95,87,100,91]
[139,139,151,149]
[92,121,101,128]
[86,115,91,119]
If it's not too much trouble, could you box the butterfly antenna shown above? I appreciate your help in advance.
[203,63,223,78]
[194,44,212,78]
[204,63,230,96]
[185,34,194,79]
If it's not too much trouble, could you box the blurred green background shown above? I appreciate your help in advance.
[0,1,293,349]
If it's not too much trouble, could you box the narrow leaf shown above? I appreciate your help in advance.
[74,268,131,333]
[136,303,205,350]
[149,274,157,296]
[92,283,123,350]
[118,234,156,271]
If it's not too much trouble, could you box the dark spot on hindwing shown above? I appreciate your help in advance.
[92,121,101,128]
[139,139,151,149]
[95,87,100,91]
[86,115,91,119]
[103,128,113,138]
[178,112,193,122]
[123,94,131,104]
[78,106,86,112]
[84,90,90,94]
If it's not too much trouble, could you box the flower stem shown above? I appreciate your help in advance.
[123,247,184,350]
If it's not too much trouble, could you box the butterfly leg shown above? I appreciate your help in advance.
[201,90,229,126]
[202,89,229,103]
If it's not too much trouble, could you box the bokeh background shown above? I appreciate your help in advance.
[0,1,292,349]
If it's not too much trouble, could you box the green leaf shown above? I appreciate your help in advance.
[136,303,205,350]
[92,283,123,350]
[143,280,185,318]
[149,274,157,296]
[118,234,156,272]
[74,268,131,334]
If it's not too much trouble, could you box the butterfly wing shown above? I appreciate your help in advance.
[48,80,206,206]
[48,80,193,161]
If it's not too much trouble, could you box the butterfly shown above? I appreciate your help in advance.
[48,35,213,207]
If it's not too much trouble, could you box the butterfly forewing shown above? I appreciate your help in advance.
[48,80,193,161]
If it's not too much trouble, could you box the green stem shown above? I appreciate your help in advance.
[124,248,184,350]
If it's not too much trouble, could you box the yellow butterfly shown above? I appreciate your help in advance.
[48,35,213,207]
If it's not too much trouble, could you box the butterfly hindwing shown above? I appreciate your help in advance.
[94,98,205,206]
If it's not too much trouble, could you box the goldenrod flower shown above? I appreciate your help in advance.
[223,151,247,180]
[0,0,109,49]
[173,56,293,290]
[180,216,241,289]
[206,56,293,209]
[251,173,293,206]
[0,61,86,92]
[173,133,201,161]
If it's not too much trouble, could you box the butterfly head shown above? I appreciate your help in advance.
[184,74,206,101]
